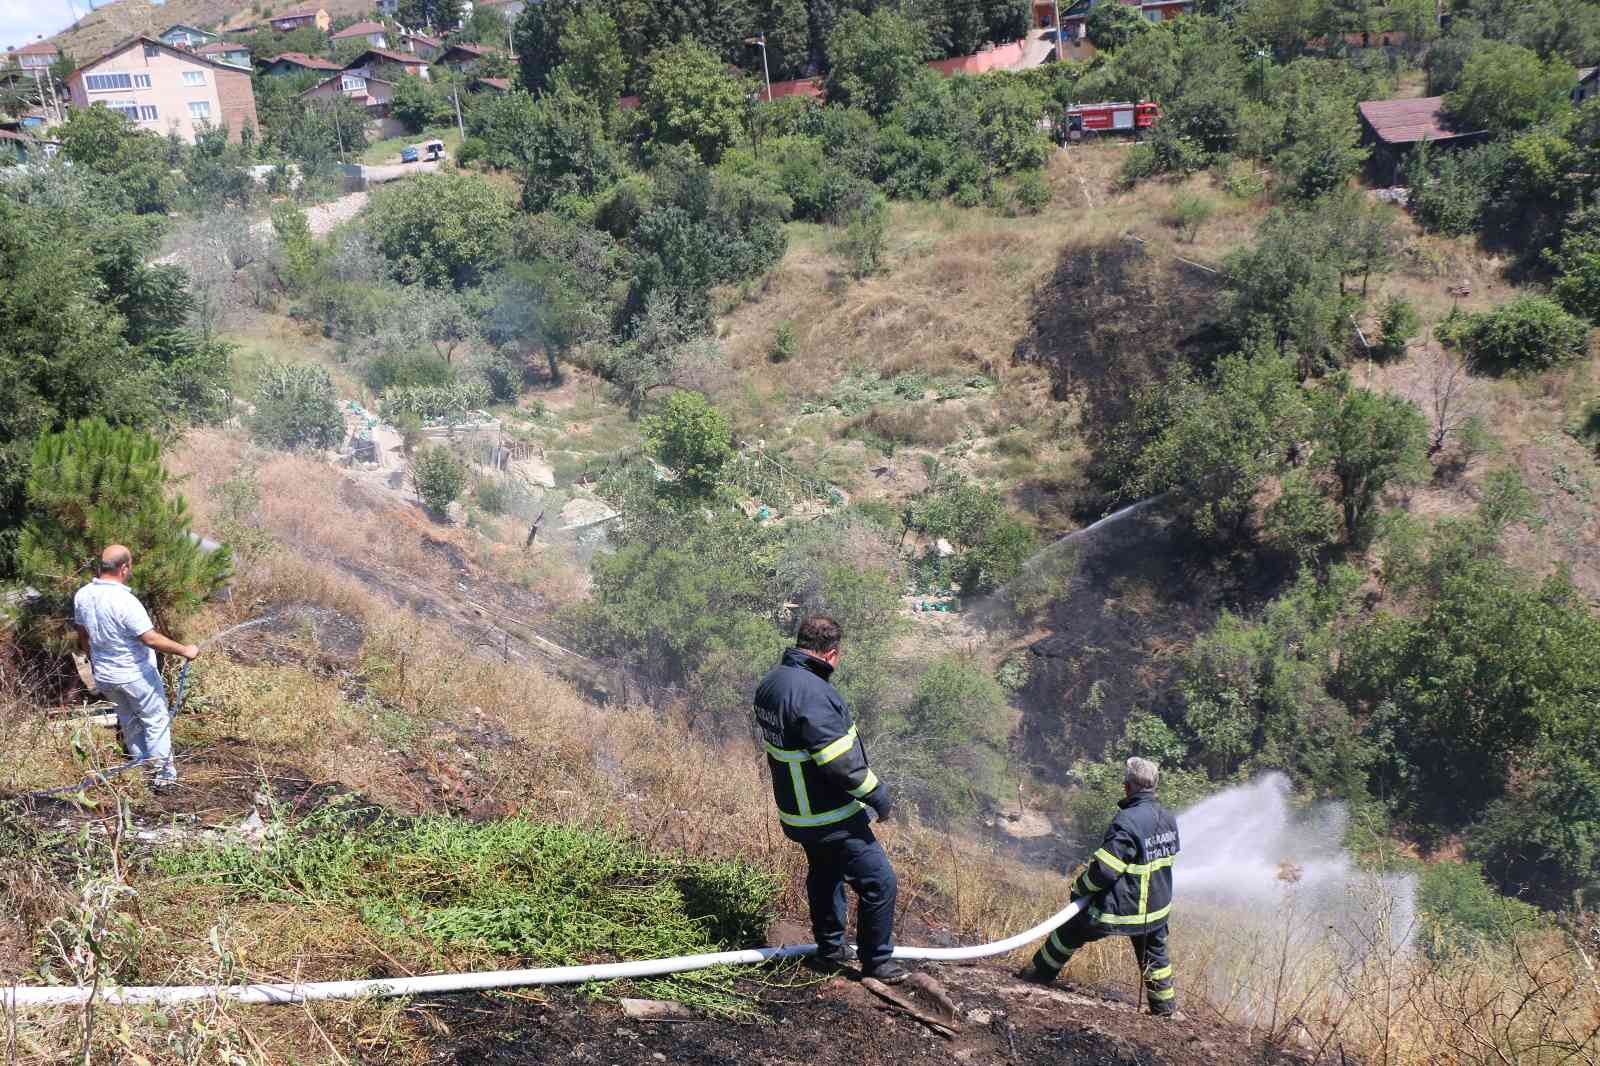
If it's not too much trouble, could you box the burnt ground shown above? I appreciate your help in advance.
[431,962,1313,1066]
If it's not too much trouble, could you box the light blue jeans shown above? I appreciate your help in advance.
[102,669,176,784]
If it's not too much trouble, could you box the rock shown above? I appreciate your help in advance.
[935,537,955,557]
[619,999,696,1022]
[966,1008,994,1026]
[652,1055,667,1063]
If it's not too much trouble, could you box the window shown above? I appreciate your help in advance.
[138,104,159,120]
[84,72,133,92]
[106,100,139,120]
[188,101,211,119]
[341,75,367,91]
[144,44,160,57]
[132,73,151,88]
[182,70,206,86]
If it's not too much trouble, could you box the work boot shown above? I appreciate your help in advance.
[1015,964,1056,986]
[806,943,857,973]
[862,959,910,985]
[1152,1010,1187,1021]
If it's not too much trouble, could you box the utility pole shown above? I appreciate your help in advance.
[743,33,771,102]
[1053,0,1062,61]
[453,84,465,140]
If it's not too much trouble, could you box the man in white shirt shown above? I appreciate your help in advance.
[72,545,199,789]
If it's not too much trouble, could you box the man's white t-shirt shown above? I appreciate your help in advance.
[73,579,157,685]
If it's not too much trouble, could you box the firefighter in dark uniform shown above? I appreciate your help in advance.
[753,615,907,984]
[1020,757,1181,1016]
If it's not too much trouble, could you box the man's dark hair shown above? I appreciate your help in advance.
[795,615,842,654]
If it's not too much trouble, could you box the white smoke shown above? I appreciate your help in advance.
[1176,771,1417,1005]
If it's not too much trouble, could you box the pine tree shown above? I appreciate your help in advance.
[17,418,232,649]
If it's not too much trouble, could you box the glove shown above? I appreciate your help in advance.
[870,796,894,824]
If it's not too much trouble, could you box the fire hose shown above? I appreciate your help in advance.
[1,900,1085,1007]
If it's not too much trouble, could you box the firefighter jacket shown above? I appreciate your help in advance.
[753,648,889,838]
[1070,789,1179,935]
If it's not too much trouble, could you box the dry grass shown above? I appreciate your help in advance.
[39,0,376,62]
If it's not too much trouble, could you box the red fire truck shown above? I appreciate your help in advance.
[1056,101,1161,143]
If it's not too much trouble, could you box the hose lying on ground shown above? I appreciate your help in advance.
[25,662,193,800]
[1,900,1085,1007]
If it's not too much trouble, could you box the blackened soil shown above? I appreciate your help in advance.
[430,962,1313,1066]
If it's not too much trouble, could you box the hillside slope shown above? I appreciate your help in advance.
[36,0,373,62]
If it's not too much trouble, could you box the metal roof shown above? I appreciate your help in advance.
[1357,95,1478,145]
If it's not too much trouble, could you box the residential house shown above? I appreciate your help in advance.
[301,68,405,137]
[1357,95,1488,184]
[159,24,219,48]
[397,31,443,59]
[0,127,56,162]
[195,41,252,68]
[376,0,398,14]
[65,35,259,144]
[437,42,493,74]
[258,51,341,75]
[331,20,390,49]
[269,6,331,32]
[5,42,59,72]
[341,48,430,81]
[470,76,509,93]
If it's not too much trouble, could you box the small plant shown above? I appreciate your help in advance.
[839,193,889,278]
[953,182,982,208]
[248,362,344,452]
[411,444,466,516]
[1377,295,1421,361]
[1013,170,1051,215]
[473,477,511,515]
[1454,295,1589,375]
[769,320,797,363]
[1166,192,1216,243]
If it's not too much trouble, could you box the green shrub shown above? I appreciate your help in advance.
[473,478,511,515]
[363,351,455,394]
[953,182,982,208]
[1013,170,1051,215]
[1417,861,1542,954]
[769,320,797,363]
[248,362,344,452]
[839,191,889,278]
[643,391,733,495]
[1119,143,1158,185]
[1165,192,1215,243]
[379,381,493,423]
[1457,296,1589,376]
[411,445,466,515]
[1377,295,1421,361]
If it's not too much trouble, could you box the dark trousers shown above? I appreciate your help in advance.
[797,823,898,966]
[1031,908,1177,1014]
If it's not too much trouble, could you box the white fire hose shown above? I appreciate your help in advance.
[2,899,1084,1008]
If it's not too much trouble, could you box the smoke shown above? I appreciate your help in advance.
[1179,772,1416,952]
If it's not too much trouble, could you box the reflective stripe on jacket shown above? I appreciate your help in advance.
[1070,790,1179,934]
[753,648,887,837]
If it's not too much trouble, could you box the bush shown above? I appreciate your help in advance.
[249,362,345,451]
[839,191,889,278]
[363,350,455,394]
[642,390,733,495]
[1377,295,1420,360]
[411,445,466,515]
[1457,296,1589,376]
[768,321,797,363]
[379,381,493,422]
[473,477,511,515]
[18,418,233,645]
[1013,170,1052,215]
[892,654,1009,817]
[1166,193,1215,242]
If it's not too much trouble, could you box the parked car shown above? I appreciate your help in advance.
[400,144,419,163]
[423,140,445,161]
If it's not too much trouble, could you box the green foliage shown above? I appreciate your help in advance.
[488,87,621,213]
[17,418,233,643]
[1309,379,1428,543]
[768,320,797,363]
[905,470,1037,593]
[643,391,734,494]
[1179,566,1366,795]
[1264,469,1341,560]
[1445,41,1573,133]
[638,41,750,164]
[888,654,1009,817]
[824,9,932,118]
[362,172,512,289]
[1128,348,1310,544]
[1454,296,1589,376]
[1012,170,1051,214]
[1404,139,1511,238]
[54,106,178,215]
[363,351,455,394]
[839,190,889,277]
[552,6,627,108]
[378,381,493,422]
[1165,193,1215,242]
[1416,861,1543,953]
[1220,209,1347,371]
[155,807,777,1015]
[1087,1,1149,50]
[1273,90,1369,200]
[391,76,454,133]
[411,444,467,515]
[248,363,344,452]
[1546,205,1600,321]
[1377,295,1420,360]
